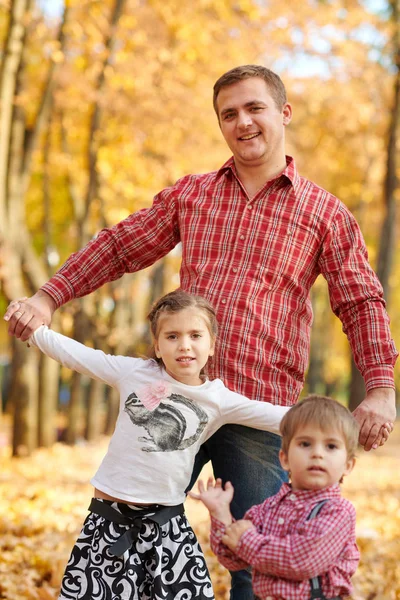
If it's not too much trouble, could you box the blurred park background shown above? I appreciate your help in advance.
[0,0,400,598]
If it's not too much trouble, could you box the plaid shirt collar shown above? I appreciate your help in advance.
[269,482,343,508]
[215,154,300,191]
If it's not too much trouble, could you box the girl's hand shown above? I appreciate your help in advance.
[372,421,394,450]
[222,519,255,551]
[188,477,234,524]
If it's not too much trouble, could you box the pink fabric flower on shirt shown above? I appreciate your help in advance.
[137,381,172,411]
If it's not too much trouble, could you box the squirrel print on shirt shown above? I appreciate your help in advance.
[124,392,209,452]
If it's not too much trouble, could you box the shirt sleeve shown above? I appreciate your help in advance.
[209,499,270,571]
[234,500,359,581]
[40,183,182,307]
[319,204,398,390]
[220,390,289,435]
[30,325,135,388]
[209,517,250,571]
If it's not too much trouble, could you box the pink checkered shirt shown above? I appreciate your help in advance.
[210,483,360,600]
[42,156,397,406]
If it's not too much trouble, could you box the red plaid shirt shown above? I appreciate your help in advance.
[42,156,397,406]
[210,483,360,600]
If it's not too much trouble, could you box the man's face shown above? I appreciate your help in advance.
[216,77,292,171]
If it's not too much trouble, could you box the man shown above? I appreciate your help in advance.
[5,65,398,600]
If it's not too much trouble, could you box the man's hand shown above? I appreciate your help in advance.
[352,388,396,451]
[188,477,234,526]
[4,290,57,341]
[222,519,255,551]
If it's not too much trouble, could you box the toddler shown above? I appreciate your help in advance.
[191,395,369,600]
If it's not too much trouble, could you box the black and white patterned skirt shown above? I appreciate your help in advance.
[59,499,214,600]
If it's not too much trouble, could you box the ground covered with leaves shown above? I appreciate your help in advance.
[0,425,399,600]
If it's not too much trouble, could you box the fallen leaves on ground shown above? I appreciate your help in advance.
[0,426,399,600]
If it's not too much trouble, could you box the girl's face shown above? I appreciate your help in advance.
[154,307,215,386]
[279,424,355,491]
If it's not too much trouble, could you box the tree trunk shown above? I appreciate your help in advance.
[0,0,30,231]
[348,0,400,411]
[104,387,119,436]
[38,353,60,447]
[59,0,127,443]
[0,2,69,454]
[11,338,39,456]
[141,262,165,348]
[85,379,104,441]
[307,286,335,397]
[307,291,322,395]
[64,370,83,445]
[376,4,400,299]
[348,357,365,412]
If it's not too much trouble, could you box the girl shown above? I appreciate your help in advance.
[29,290,290,600]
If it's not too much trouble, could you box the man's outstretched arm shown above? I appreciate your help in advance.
[4,183,182,341]
[320,205,398,451]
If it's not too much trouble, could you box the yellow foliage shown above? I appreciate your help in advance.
[0,0,399,443]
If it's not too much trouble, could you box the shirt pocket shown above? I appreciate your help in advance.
[258,219,322,291]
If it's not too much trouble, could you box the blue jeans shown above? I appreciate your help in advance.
[187,424,288,600]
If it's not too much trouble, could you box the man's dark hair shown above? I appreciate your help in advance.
[213,64,287,115]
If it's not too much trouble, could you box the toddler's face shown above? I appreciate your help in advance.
[279,424,355,491]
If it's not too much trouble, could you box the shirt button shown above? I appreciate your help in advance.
[278,517,284,525]
[221,298,226,304]
[232,267,238,273]
[247,204,252,209]
[289,494,296,501]
[240,235,245,240]
[266,597,273,600]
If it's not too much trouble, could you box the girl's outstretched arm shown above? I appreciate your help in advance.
[29,325,134,388]
[220,389,290,435]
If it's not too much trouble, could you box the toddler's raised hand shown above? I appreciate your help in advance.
[188,477,234,525]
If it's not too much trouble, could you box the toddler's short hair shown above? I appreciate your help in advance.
[279,395,359,459]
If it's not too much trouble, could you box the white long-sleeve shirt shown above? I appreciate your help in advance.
[31,326,289,506]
